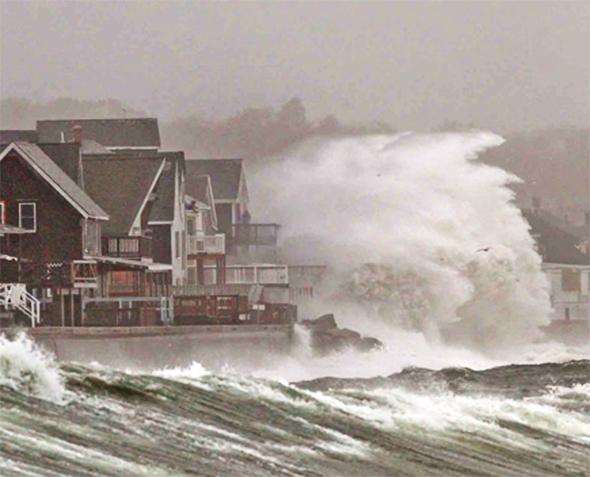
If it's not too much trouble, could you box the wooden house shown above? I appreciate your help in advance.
[82,154,172,297]
[524,208,590,322]
[0,142,109,324]
[184,174,225,285]
[185,158,280,261]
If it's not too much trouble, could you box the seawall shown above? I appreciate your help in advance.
[28,324,294,371]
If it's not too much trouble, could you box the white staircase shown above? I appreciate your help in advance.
[0,283,40,327]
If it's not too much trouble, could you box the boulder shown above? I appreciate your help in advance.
[303,313,383,355]
[300,313,337,332]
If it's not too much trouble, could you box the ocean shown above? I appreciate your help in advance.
[2,131,589,476]
[0,334,589,477]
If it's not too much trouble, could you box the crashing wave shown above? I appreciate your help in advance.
[0,333,65,402]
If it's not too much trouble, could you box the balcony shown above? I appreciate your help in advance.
[188,234,225,255]
[17,260,97,288]
[230,224,279,247]
[224,264,288,285]
[102,236,152,260]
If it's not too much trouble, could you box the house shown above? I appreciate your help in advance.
[36,118,161,151]
[83,154,173,297]
[185,158,280,261]
[184,174,225,285]
[524,208,589,322]
[0,142,108,324]
[145,151,189,286]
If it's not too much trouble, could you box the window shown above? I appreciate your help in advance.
[19,202,36,232]
[0,201,5,224]
[175,231,180,258]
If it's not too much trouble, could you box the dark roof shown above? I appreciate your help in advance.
[532,209,588,241]
[185,159,243,201]
[186,174,212,206]
[37,143,81,185]
[0,142,108,220]
[149,165,175,222]
[80,139,111,155]
[83,155,164,235]
[523,209,589,265]
[36,118,161,148]
[0,130,38,143]
[99,150,184,224]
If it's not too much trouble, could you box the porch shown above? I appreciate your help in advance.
[102,235,153,260]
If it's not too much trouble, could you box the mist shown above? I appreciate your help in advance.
[1,1,588,132]
[250,132,552,352]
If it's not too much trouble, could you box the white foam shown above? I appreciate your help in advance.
[251,132,552,354]
[0,333,65,403]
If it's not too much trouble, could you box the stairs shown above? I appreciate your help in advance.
[0,283,40,328]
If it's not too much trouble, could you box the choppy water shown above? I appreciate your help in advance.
[0,335,589,477]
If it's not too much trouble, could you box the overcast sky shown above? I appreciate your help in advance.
[1,1,588,131]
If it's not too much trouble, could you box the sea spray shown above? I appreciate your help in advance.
[250,132,552,350]
[0,333,65,402]
[0,335,588,476]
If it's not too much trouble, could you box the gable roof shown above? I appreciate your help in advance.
[185,159,243,201]
[37,143,82,185]
[0,142,108,220]
[0,130,38,144]
[149,151,184,222]
[185,174,218,230]
[102,150,184,224]
[36,118,161,148]
[523,209,589,265]
[83,155,165,235]
[186,174,211,205]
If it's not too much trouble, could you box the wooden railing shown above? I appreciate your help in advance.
[230,224,279,246]
[0,283,40,327]
[102,236,152,259]
[188,234,225,255]
[223,264,288,285]
[17,260,97,288]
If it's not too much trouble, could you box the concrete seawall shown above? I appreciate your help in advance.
[28,324,294,371]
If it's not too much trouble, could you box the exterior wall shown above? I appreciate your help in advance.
[544,264,590,321]
[151,224,172,264]
[0,152,84,266]
[215,203,233,237]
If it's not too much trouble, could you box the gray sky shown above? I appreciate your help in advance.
[1,0,588,131]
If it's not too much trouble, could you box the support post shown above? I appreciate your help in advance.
[70,289,74,326]
[60,289,65,328]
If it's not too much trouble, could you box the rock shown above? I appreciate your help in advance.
[302,313,383,355]
[356,336,383,352]
[301,313,337,332]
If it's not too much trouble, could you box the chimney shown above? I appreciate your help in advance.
[71,124,83,143]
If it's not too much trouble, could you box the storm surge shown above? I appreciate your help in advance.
[1,336,589,477]
[251,132,552,350]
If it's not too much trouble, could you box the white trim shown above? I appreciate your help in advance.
[0,143,109,221]
[148,220,173,225]
[0,201,4,225]
[128,159,167,235]
[106,146,159,151]
[205,175,218,230]
[213,199,239,205]
[543,262,590,270]
[18,202,37,233]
